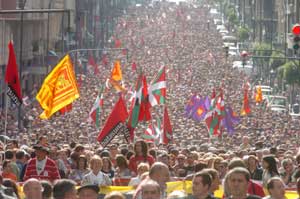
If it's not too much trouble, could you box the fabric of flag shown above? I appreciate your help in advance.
[5,41,22,106]
[191,97,206,122]
[132,62,137,71]
[97,96,129,147]
[36,54,79,119]
[205,88,221,136]
[138,75,151,122]
[142,123,160,143]
[221,106,240,135]
[88,85,104,128]
[149,66,166,107]
[127,73,143,140]
[114,38,122,48]
[109,60,125,92]
[184,94,198,118]
[88,55,99,75]
[204,96,211,111]
[255,86,263,103]
[162,106,173,145]
[241,83,251,116]
[59,103,72,115]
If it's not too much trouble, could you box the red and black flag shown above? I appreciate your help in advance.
[5,41,22,106]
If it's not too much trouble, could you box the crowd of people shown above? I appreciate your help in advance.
[0,0,300,198]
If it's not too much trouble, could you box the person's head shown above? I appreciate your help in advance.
[247,155,258,168]
[78,184,99,199]
[53,179,77,199]
[266,177,285,199]
[15,150,26,162]
[2,159,13,173]
[192,171,212,199]
[89,155,103,174]
[134,140,148,157]
[102,157,113,171]
[115,155,128,169]
[109,144,119,158]
[158,152,169,166]
[281,158,293,173]
[149,162,170,188]
[262,155,279,175]
[225,167,250,199]
[41,180,53,199]
[103,191,125,199]
[38,136,48,146]
[141,179,161,199]
[228,158,246,170]
[176,154,186,166]
[167,190,187,199]
[74,145,85,155]
[2,178,20,199]
[201,168,220,193]
[242,136,249,145]
[33,145,49,161]
[77,155,88,170]
[23,178,44,199]
[137,163,150,176]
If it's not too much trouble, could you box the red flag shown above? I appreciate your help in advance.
[88,55,99,75]
[97,96,129,147]
[59,103,72,115]
[241,82,251,116]
[115,38,122,48]
[162,106,173,145]
[5,41,22,106]
[138,75,152,122]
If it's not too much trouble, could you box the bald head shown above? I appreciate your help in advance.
[23,178,43,199]
[149,162,170,188]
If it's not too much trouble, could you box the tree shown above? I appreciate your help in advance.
[269,51,285,70]
[237,26,250,42]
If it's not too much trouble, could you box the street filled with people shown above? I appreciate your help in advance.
[0,0,300,199]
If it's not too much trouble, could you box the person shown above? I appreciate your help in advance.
[263,177,286,199]
[23,145,61,182]
[128,140,155,176]
[53,179,77,199]
[247,155,263,181]
[2,160,18,182]
[114,155,131,186]
[279,158,294,186]
[4,150,20,181]
[101,157,115,179]
[128,163,150,188]
[68,155,90,185]
[82,155,112,186]
[225,167,262,199]
[262,155,279,187]
[2,179,20,199]
[202,168,220,197]
[240,136,251,150]
[192,171,217,199]
[23,178,44,199]
[41,180,53,199]
[104,191,126,199]
[77,184,99,199]
[140,179,161,199]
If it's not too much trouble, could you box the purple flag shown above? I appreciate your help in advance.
[184,94,198,118]
[191,97,207,122]
[221,106,240,135]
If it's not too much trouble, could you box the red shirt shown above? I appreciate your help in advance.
[128,155,155,174]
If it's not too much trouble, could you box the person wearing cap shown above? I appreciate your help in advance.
[23,145,60,182]
[78,184,99,199]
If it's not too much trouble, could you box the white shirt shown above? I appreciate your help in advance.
[82,171,112,186]
[36,158,46,175]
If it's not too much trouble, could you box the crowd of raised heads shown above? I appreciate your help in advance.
[0,0,300,198]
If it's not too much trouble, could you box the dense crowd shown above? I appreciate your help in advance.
[0,0,300,199]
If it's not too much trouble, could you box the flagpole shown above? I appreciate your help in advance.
[4,86,9,144]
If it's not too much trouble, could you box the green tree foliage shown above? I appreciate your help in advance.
[269,51,285,69]
[281,61,300,85]
[237,26,250,42]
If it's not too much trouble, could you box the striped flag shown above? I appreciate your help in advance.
[149,66,166,107]
[88,86,104,128]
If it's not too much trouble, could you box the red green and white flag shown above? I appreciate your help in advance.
[162,106,173,145]
[149,66,166,107]
[205,88,222,136]
[88,86,104,128]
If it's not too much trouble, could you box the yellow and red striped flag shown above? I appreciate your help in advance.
[36,54,79,119]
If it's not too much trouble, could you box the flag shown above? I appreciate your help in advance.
[190,97,206,122]
[255,86,263,103]
[162,106,173,145]
[184,94,198,118]
[205,88,221,136]
[127,73,143,140]
[149,66,166,107]
[132,62,137,71]
[138,75,151,122]
[59,103,72,115]
[97,96,129,147]
[36,54,79,119]
[109,60,125,92]
[88,85,104,128]
[114,38,122,48]
[5,41,22,106]
[241,82,251,116]
[142,122,160,143]
[221,106,240,135]
[88,55,99,75]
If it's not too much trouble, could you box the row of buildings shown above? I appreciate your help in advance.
[0,0,129,108]
[234,0,300,47]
